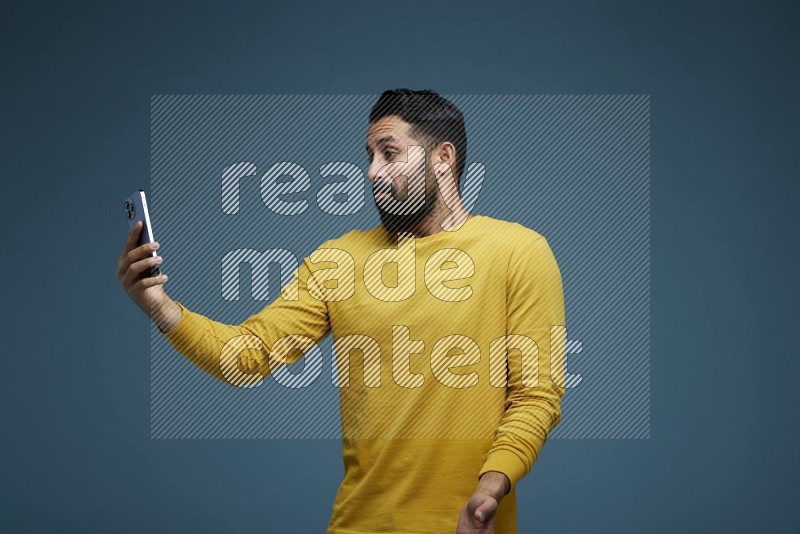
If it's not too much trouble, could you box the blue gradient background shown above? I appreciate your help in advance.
[2,1,797,532]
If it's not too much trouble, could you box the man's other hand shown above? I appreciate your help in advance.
[456,471,510,533]
[456,491,498,533]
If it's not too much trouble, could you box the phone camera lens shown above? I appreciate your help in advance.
[124,200,135,220]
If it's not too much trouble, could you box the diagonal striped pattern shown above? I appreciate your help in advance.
[150,95,649,440]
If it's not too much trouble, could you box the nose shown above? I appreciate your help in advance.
[368,163,395,198]
[367,157,383,183]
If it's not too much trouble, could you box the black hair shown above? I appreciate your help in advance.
[368,89,467,184]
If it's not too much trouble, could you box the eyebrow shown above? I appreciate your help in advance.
[365,135,400,154]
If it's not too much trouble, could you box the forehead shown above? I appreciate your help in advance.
[366,115,414,145]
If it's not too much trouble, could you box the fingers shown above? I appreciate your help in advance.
[127,242,160,263]
[131,273,169,290]
[122,255,164,287]
[118,241,160,280]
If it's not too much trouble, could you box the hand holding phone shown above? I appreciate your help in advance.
[117,190,182,332]
[123,190,160,278]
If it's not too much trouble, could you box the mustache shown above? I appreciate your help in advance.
[372,179,395,197]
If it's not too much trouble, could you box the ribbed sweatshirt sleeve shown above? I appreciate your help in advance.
[478,234,566,488]
[160,252,331,385]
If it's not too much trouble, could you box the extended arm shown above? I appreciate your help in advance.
[117,222,331,385]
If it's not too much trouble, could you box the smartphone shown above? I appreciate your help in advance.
[123,190,161,278]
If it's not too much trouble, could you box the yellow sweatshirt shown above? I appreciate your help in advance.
[162,214,566,533]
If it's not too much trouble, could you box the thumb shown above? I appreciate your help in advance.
[474,499,495,522]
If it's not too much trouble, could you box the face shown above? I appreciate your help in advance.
[365,115,439,233]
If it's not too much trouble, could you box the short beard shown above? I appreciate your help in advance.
[375,170,439,234]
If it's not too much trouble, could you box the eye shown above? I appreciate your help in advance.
[384,149,397,160]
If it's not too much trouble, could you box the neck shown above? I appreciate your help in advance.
[404,201,473,239]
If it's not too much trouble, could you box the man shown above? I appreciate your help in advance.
[117,89,566,533]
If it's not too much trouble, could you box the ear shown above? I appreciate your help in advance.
[435,141,457,177]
